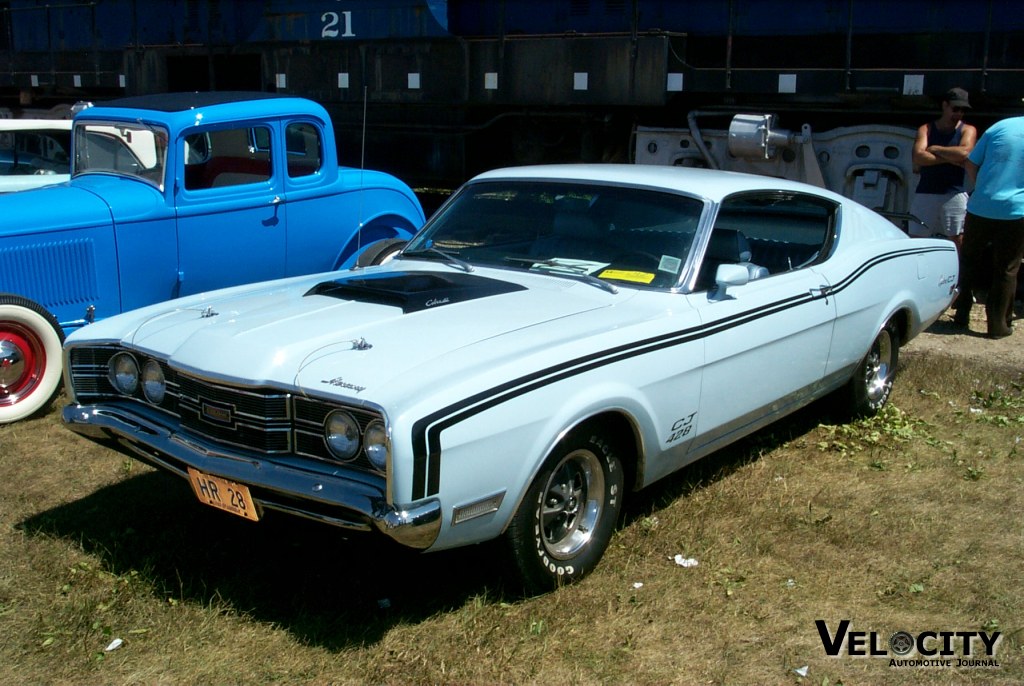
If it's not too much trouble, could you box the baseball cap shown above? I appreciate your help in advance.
[943,87,971,109]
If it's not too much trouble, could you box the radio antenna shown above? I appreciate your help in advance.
[354,85,368,262]
[360,85,368,170]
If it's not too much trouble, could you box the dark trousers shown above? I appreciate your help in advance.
[954,212,1024,336]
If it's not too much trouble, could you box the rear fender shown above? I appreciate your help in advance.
[334,215,418,269]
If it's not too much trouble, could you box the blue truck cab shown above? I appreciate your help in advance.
[0,91,425,423]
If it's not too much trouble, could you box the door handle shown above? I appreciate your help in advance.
[810,285,831,304]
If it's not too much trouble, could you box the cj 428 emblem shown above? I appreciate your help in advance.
[667,412,697,444]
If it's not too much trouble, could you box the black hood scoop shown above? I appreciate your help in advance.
[305,271,527,313]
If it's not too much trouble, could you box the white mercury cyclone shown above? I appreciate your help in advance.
[62,164,958,592]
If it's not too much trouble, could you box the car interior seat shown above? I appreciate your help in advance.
[530,197,616,261]
[697,229,769,290]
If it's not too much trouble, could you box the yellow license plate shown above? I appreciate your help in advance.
[187,467,259,522]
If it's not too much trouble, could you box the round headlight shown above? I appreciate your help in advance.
[141,359,166,404]
[363,420,389,472]
[324,410,360,461]
[108,352,139,395]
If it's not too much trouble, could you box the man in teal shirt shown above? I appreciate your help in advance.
[952,116,1024,339]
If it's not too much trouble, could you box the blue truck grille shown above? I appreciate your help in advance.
[0,239,98,308]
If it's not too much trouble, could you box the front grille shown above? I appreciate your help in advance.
[68,347,179,414]
[68,346,383,473]
[68,346,116,396]
[294,397,381,471]
[177,375,290,420]
[177,376,292,453]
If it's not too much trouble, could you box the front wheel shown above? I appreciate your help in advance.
[841,319,900,418]
[0,295,65,423]
[504,427,625,594]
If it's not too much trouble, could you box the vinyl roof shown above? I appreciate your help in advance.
[89,91,286,113]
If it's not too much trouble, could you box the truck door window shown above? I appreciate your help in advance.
[285,122,322,178]
[183,126,273,190]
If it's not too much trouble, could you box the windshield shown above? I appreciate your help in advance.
[73,120,168,189]
[403,180,704,289]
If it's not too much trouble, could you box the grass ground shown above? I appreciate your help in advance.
[0,349,1021,685]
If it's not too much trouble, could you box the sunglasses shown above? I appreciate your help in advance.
[950,106,967,113]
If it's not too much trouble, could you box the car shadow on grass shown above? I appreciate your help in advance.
[17,398,832,650]
[17,469,507,650]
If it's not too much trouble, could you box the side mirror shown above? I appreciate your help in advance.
[713,263,749,298]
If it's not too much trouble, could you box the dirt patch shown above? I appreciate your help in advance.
[903,303,1024,373]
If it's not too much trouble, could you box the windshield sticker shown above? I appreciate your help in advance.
[658,255,682,274]
[599,269,655,284]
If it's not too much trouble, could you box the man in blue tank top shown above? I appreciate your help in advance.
[909,87,977,249]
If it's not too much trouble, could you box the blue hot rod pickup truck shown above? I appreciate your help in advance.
[0,92,425,423]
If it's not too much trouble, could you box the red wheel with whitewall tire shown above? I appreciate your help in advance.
[0,295,65,423]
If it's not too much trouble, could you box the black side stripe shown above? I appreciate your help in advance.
[829,246,950,295]
[408,245,954,499]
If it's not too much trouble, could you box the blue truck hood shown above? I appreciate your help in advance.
[0,183,113,238]
[0,175,168,239]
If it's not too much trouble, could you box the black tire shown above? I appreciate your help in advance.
[355,238,407,267]
[0,294,65,423]
[504,426,625,594]
[841,319,900,418]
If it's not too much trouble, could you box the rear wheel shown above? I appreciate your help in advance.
[0,295,65,423]
[842,319,900,418]
[504,426,624,594]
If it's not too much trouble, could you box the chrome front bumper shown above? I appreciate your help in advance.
[62,403,441,550]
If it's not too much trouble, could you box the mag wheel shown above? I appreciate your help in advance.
[0,295,65,423]
[844,319,900,418]
[505,427,624,594]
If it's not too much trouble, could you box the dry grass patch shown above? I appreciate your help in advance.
[0,350,1021,684]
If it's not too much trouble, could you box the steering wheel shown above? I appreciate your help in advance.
[613,250,663,269]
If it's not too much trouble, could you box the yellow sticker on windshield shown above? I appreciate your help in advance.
[599,269,656,284]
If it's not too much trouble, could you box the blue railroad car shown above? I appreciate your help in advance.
[0,1,1021,196]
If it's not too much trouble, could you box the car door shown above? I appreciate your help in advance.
[276,120,349,275]
[174,123,287,296]
[687,191,839,454]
